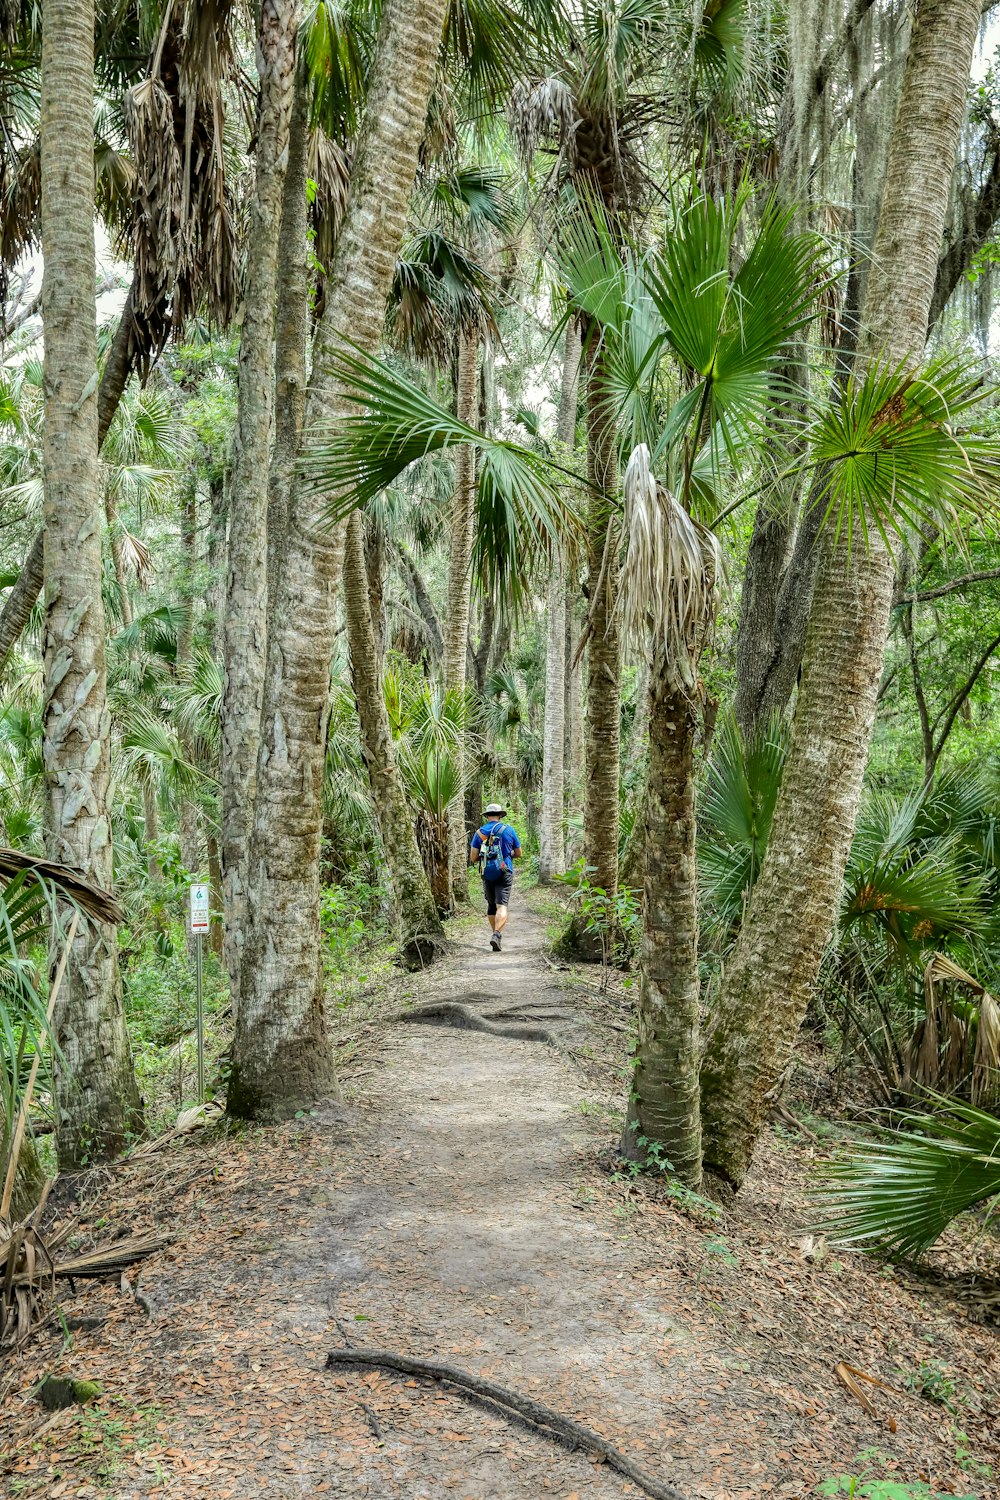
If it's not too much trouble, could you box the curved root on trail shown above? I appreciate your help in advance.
[325,1347,688,1500]
[392,1002,558,1046]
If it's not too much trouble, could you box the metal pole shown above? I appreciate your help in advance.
[196,931,205,1100]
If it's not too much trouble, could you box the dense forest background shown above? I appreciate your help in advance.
[2,0,1000,1347]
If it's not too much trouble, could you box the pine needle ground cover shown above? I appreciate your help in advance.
[1,901,996,1500]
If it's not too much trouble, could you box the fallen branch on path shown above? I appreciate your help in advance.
[393,1002,558,1046]
[325,1347,688,1500]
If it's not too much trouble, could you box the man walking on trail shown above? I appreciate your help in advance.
[470,802,521,952]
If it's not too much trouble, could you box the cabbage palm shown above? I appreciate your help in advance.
[0,0,241,673]
[342,509,447,960]
[815,1094,1000,1258]
[553,188,827,1183]
[513,0,752,936]
[380,162,512,907]
[228,0,454,1122]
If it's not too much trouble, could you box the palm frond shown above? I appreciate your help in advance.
[303,347,581,611]
[620,443,719,687]
[810,354,1000,555]
[814,1095,1000,1257]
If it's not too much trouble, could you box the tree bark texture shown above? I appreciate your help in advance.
[539,318,582,883]
[228,0,450,1119]
[583,341,620,899]
[700,0,983,1190]
[343,509,446,965]
[220,0,301,1011]
[622,674,702,1187]
[267,70,309,605]
[445,331,479,903]
[40,0,141,1168]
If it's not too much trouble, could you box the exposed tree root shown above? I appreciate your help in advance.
[393,1002,558,1045]
[326,1347,688,1500]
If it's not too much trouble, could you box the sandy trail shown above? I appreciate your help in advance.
[3,898,997,1500]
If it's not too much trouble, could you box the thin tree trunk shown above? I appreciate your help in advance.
[143,782,162,884]
[40,0,140,1168]
[178,492,201,898]
[206,472,227,661]
[583,341,620,897]
[733,24,892,739]
[445,331,479,903]
[564,598,584,859]
[207,831,224,958]
[228,0,450,1120]
[700,0,982,1191]
[344,508,446,963]
[0,274,143,674]
[901,599,935,780]
[364,519,387,663]
[621,673,702,1186]
[539,318,582,884]
[105,493,132,628]
[219,0,301,1009]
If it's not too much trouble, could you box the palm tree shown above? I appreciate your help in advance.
[39,0,141,1167]
[219,0,303,1012]
[342,507,447,961]
[513,0,751,941]
[0,0,240,673]
[539,315,582,882]
[699,0,991,1191]
[384,162,515,902]
[227,0,455,1120]
[558,191,826,1183]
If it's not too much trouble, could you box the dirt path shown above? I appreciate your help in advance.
[3,900,998,1499]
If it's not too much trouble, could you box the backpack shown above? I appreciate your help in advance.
[479,823,507,881]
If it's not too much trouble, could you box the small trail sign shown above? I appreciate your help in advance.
[190,882,210,933]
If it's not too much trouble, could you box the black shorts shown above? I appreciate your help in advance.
[482,869,513,915]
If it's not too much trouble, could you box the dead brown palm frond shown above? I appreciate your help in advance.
[0,850,124,925]
[621,443,720,692]
[120,529,154,589]
[910,953,1000,1105]
[120,0,239,370]
[509,75,577,167]
[308,126,352,275]
[0,141,40,275]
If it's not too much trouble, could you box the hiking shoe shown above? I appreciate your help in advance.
[490,932,501,952]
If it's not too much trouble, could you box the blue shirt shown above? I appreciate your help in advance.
[471,820,521,873]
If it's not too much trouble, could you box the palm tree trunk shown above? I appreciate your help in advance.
[228,0,450,1120]
[700,0,983,1191]
[579,340,621,929]
[219,0,301,1009]
[539,318,582,883]
[40,0,140,1168]
[564,598,584,860]
[344,509,446,965]
[445,331,479,903]
[267,69,309,605]
[621,671,702,1186]
[142,782,162,884]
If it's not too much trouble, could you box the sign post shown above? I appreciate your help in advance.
[189,882,210,1100]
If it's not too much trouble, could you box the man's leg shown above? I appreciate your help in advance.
[493,872,513,943]
[484,880,499,944]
